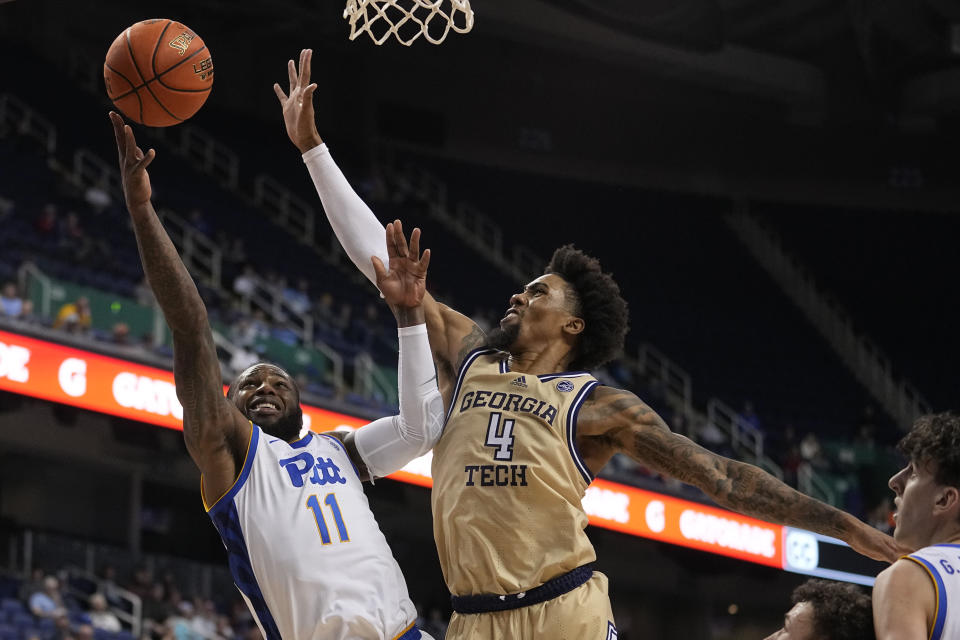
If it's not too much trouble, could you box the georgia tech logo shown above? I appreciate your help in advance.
[168,31,195,55]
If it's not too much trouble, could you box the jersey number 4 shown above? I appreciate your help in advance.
[306,494,350,545]
[485,412,515,461]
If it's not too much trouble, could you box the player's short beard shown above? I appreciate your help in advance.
[485,323,520,353]
[260,407,304,441]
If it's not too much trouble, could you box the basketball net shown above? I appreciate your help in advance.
[344,0,474,46]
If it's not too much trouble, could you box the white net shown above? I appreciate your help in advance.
[343,0,475,46]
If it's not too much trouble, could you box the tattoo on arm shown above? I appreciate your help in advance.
[454,324,486,372]
[590,387,850,537]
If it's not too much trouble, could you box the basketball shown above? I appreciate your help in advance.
[103,19,213,127]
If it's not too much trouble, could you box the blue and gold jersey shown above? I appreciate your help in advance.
[203,425,420,640]
[432,349,600,596]
[903,544,960,640]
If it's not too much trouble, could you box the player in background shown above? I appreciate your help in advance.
[873,413,960,640]
[276,49,903,639]
[110,111,442,640]
[764,579,874,640]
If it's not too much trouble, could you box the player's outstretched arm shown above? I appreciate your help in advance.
[110,112,250,502]
[577,385,907,563]
[273,49,485,404]
[872,559,935,640]
[332,222,445,479]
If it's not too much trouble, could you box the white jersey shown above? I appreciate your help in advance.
[204,424,422,640]
[903,544,960,640]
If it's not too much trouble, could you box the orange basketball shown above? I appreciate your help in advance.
[104,19,213,127]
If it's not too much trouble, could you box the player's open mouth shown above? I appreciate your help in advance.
[502,309,519,321]
[250,399,282,415]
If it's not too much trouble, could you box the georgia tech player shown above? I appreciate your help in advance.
[110,111,440,640]
[277,49,903,640]
[873,413,960,640]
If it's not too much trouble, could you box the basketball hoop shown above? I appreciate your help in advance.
[343,0,474,46]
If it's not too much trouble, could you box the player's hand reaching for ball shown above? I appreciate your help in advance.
[373,220,431,314]
[274,48,323,154]
[109,111,156,209]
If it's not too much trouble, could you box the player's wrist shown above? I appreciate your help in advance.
[297,134,324,155]
[393,305,425,328]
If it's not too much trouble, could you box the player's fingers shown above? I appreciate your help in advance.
[409,227,421,258]
[123,126,139,166]
[384,222,398,256]
[132,148,156,174]
[287,59,298,91]
[299,49,311,87]
[393,220,408,257]
[109,112,126,159]
[371,256,387,281]
[273,83,288,103]
[420,248,431,272]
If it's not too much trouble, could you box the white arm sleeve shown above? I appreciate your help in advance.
[302,144,386,287]
[353,324,444,478]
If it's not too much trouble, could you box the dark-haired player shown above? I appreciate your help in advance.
[110,111,441,640]
[873,413,960,640]
[277,49,902,640]
[765,579,874,640]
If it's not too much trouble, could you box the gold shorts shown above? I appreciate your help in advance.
[445,572,616,640]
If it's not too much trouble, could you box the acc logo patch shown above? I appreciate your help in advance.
[556,380,574,392]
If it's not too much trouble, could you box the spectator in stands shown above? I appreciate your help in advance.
[134,277,157,307]
[53,297,92,334]
[283,278,311,315]
[58,211,95,261]
[29,575,67,619]
[88,592,122,632]
[126,566,153,601]
[741,400,762,432]
[0,281,24,318]
[232,265,258,299]
[19,567,45,601]
[34,203,57,237]
[84,179,113,214]
[142,582,173,637]
[764,578,874,640]
[111,322,131,346]
[50,612,74,640]
[75,624,95,640]
[800,431,828,470]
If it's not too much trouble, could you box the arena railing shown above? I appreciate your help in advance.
[726,206,932,428]
[0,93,57,156]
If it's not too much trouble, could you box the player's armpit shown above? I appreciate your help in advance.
[873,559,936,640]
[426,296,486,408]
[325,430,372,482]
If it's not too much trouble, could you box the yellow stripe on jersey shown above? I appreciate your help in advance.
[432,349,600,596]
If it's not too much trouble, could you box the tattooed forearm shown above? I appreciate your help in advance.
[584,386,854,539]
[628,421,851,538]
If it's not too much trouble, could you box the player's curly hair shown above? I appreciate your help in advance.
[792,579,874,640]
[545,245,629,371]
[898,413,960,489]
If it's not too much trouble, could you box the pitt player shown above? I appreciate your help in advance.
[279,50,902,639]
[874,413,960,640]
[110,111,441,640]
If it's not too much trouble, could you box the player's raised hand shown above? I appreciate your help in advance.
[273,48,323,154]
[372,220,431,310]
[109,111,155,209]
